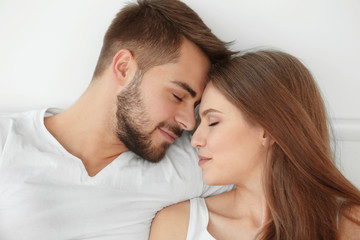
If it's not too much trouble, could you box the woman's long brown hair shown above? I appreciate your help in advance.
[210,50,360,239]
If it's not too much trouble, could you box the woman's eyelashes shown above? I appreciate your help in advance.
[208,121,219,127]
[202,115,220,127]
[208,117,219,127]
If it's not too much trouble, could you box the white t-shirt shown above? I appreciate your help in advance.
[187,198,215,240]
[0,109,232,240]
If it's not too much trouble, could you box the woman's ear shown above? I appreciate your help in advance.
[112,49,135,86]
[261,131,275,148]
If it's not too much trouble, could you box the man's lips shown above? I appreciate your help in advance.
[158,128,178,143]
[198,155,211,166]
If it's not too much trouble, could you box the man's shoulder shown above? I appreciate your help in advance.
[162,131,199,169]
[0,109,43,133]
[0,109,41,122]
[173,131,192,147]
[166,131,195,157]
[0,109,44,152]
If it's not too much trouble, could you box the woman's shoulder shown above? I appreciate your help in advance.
[149,200,191,240]
[339,205,360,240]
[204,189,235,215]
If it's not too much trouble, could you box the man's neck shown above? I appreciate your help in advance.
[44,81,129,177]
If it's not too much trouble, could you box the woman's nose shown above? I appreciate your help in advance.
[191,126,205,148]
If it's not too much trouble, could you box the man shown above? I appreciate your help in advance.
[0,0,234,239]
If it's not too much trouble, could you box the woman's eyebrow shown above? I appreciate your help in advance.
[201,108,222,117]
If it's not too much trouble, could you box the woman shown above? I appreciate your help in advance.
[149,50,360,239]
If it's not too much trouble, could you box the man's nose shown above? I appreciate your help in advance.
[174,106,196,131]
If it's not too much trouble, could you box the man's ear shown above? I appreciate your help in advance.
[112,49,135,86]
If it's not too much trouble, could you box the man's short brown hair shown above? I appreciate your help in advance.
[93,0,234,78]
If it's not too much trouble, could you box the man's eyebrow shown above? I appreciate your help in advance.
[171,81,196,98]
[201,108,222,117]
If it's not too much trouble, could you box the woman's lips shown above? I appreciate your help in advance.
[198,155,211,166]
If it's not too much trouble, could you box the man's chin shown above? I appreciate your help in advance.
[142,142,171,163]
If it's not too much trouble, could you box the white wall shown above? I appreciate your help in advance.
[0,0,359,187]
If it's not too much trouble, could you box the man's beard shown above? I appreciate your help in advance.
[116,72,182,162]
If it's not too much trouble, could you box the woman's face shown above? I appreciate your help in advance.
[191,82,268,186]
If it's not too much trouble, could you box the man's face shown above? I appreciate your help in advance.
[116,39,210,162]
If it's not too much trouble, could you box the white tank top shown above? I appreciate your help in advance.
[186,198,216,240]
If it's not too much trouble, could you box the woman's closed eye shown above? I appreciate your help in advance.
[208,122,219,127]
